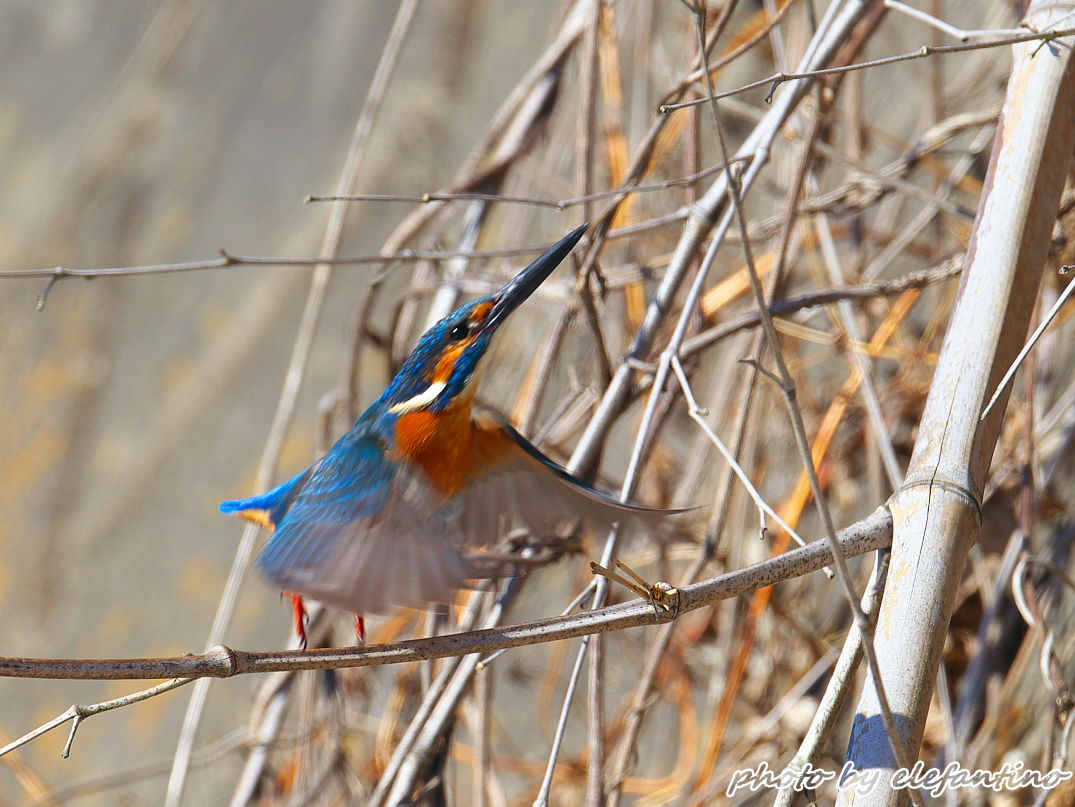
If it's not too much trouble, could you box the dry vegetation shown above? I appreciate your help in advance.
[2,1,1075,806]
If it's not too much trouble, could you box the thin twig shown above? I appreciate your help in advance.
[670,356,808,548]
[0,678,192,759]
[885,0,1033,41]
[2,243,596,282]
[532,634,590,807]
[806,168,904,489]
[660,26,1075,112]
[980,270,1075,421]
[305,160,747,213]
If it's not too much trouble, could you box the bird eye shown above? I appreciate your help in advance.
[448,323,470,341]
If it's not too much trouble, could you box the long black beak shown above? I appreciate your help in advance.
[484,223,588,333]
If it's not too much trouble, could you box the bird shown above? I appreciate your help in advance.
[220,224,684,635]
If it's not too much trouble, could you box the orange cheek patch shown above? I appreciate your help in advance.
[434,342,468,384]
[432,304,492,383]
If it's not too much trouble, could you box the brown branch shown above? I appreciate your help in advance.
[0,509,890,686]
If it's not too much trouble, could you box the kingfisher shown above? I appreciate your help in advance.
[221,225,681,634]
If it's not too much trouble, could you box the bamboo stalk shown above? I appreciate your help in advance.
[838,3,1075,804]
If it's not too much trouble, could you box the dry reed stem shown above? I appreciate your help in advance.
[840,2,1075,804]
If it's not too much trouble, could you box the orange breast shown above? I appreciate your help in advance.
[394,402,475,497]
[394,402,517,498]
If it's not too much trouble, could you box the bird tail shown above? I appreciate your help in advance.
[220,469,309,532]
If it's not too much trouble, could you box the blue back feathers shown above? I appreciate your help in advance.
[254,419,397,580]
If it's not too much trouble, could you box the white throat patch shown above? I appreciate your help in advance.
[387,381,447,415]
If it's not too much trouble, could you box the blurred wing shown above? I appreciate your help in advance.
[457,412,691,545]
[257,427,482,616]
[256,415,692,616]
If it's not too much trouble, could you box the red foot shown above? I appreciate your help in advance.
[286,592,308,649]
[353,613,366,645]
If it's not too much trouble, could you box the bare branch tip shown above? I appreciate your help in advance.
[61,714,82,759]
[35,268,70,311]
[36,284,53,312]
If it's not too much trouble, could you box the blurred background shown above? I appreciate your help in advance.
[0,1,567,801]
[1,1,1072,805]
